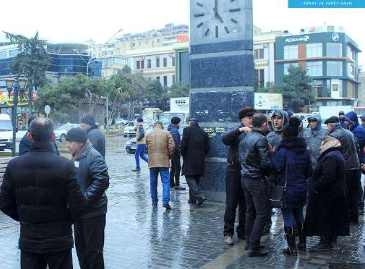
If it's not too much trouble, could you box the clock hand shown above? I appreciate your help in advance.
[214,0,218,16]
[216,13,224,23]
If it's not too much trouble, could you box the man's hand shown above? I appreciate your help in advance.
[268,143,276,153]
[239,127,251,134]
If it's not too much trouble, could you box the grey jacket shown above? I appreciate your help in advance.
[266,110,289,149]
[303,115,327,167]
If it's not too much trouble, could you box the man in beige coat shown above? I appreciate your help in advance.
[146,121,175,210]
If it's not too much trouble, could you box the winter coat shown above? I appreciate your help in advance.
[73,142,109,219]
[345,111,365,163]
[303,115,327,167]
[136,125,146,145]
[305,148,349,237]
[239,129,272,179]
[266,110,289,149]
[270,137,312,208]
[19,131,59,156]
[168,124,181,151]
[146,128,175,168]
[87,125,106,158]
[328,124,360,170]
[221,124,247,168]
[181,125,210,176]
[0,142,86,253]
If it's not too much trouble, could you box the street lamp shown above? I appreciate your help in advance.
[6,74,28,157]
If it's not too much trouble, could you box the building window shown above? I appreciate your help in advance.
[284,45,298,60]
[329,79,343,98]
[327,43,342,57]
[327,61,343,76]
[147,59,151,69]
[136,61,140,70]
[156,58,160,68]
[312,80,323,97]
[255,69,265,88]
[163,76,168,87]
[172,57,176,67]
[348,63,355,78]
[284,63,299,75]
[306,61,323,76]
[306,43,322,58]
[254,49,265,60]
[141,60,144,69]
[163,58,167,67]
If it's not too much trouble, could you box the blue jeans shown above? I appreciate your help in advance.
[150,168,170,205]
[135,144,148,169]
[281,207,304,227]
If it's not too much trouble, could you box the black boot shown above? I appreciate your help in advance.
[283,227,298,256]
[311,236,331,252]
[330,236,338,251]
[297,223,306,252]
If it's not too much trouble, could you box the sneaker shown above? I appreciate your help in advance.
[163,204,172,210]
[197,197,206,207]
[224,235,234,245]
[248,249,270,257]
[175,185,186,190]
[132,169,141,172]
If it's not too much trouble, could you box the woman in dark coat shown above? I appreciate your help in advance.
[270,117,312,256]
[305,136,349,252]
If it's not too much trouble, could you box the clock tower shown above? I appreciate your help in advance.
[189,0,254,201]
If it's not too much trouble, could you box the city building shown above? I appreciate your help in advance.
[275,25,361,109]
[358,72,365,106]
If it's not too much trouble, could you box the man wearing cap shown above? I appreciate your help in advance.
[181,119,210,207]
[146,121,175,210]
[0,117,86,269]
[325,116,360,224]
[339,111,348,129]
[66,127,109,269]
[132,117,149,172]
[221,107,256,245]
[167,117,185,190]
[80,113,106,158]
[303,114,327,167]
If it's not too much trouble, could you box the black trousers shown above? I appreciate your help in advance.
[186,176,204,201]
[74,214,106,269]
[223,165,246,237]
[242,178,268,251]
[170,151,181,186]
[21,249,73,269]
[346,169,360,222]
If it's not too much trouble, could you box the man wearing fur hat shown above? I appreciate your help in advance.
[80,113,106,158]
[222,107,256,245]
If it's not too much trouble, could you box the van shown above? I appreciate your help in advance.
[0,114,13,151]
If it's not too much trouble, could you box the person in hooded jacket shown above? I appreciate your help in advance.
[303,115,328,168]
[270,117,312,256]
[305,136,349,252]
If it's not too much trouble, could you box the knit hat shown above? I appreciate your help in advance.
[238,107,256,120]
[171,117,181,124]
[66,127,88,143]
[137,117,144,123]
[81,113,96,126]
[324,116,340,124]
[282,117,301,138]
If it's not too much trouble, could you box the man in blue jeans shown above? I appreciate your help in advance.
[132,118,149,172]
[146,121,175,210]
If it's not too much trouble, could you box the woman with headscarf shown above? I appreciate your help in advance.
[305,136,350,252]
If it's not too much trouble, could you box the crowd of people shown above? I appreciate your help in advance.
[223,108,365,257]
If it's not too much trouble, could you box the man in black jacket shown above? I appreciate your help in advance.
[80,113,106,158]
[181,119,210,206]
[0,117,86,269]
[222,107,256,245]
[239,113,271,257]
[66,128,110,269]
[326,116,361,224]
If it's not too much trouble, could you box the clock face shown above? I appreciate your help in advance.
[190,0,252,44]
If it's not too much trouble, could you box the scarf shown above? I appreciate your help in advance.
[320,137,341,155]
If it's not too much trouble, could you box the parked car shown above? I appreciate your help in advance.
[125,125,153,154]
[55,123,80,142]
[123,121,137,138]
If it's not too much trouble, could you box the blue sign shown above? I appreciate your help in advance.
[289,0,365,8]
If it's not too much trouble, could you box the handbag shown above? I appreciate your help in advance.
[269,154,288,209]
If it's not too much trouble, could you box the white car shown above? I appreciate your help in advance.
[55,124,80,142]
[123,121,137,137]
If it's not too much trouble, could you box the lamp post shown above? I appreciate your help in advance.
[6,75,28,157]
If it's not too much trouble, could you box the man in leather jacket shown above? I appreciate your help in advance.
[222,107,256,245]
[67,128,110,269]
[239,113,272,257]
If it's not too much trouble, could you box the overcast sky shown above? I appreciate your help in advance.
[1,0,364,65]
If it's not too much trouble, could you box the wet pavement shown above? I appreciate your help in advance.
[0,135,365,268]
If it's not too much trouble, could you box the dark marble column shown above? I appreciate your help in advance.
[189,0,254,201]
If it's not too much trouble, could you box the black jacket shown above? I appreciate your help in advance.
[328,125,360,170]
[87,125,106,158]
[221,124,247,167]
[73,142,109,219]
[0,142,86,253]
[168,124,181,151]
[305,148,349,237]
[239,129,272,179]
[19,131,59,156]
[181,125,210,176]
